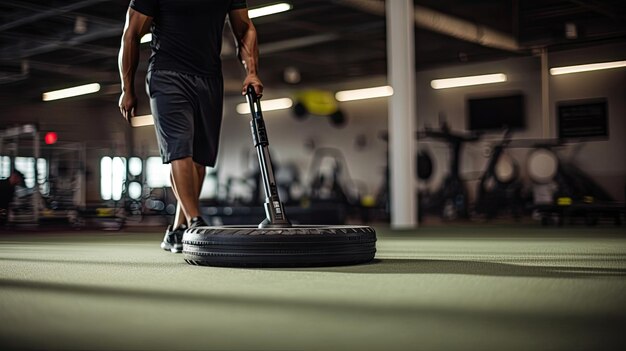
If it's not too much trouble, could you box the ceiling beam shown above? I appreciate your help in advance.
[568,0,626,21]
[338,0,522,52]
[0,24,121,61]
[1,0,119,27]
[0,0,110,33]
[260,33,340,55]
[27,61,115,81]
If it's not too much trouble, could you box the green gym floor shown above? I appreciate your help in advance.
[1,224,625,351]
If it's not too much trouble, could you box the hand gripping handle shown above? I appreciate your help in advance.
[246,84,258,102]
[245,85,262,117]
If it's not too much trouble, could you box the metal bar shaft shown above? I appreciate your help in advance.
[246,86,291,228]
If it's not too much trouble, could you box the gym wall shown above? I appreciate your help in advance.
[215,41,625,203]
[1,42,624,203]
[549,43,626,202]
[411,41,626,202]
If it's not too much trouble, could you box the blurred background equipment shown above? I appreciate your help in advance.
[526,141,621,226]
[472,129,524,220]
[0,124,41,228]
[416,121,481,221]
[293,90,347,127]
[38,142,86,228]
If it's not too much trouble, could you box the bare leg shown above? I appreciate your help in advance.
[169,173,186,228]
[173,202,186,228]
[170,157,206,226]
[194,162,206,197]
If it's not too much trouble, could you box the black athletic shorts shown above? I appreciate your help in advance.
[146,70,224,167]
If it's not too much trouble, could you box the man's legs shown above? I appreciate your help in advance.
[170,157,206,226]
[170,174,186,229]
[149,70,213,251]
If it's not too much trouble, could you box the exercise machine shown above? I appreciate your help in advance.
[416,122,480,221]
[473,130,524,220]
[527,142,622,225]
[0,124,41,227]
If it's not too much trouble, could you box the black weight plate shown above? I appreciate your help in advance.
[182,225,376,267]
[329,110,346,127]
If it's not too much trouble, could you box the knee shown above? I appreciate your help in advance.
[170,157,194,170]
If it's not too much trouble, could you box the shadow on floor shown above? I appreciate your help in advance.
[2,276,625,331]
[271,258,626,278]
[0,256,178,267]
[3,255,626,278]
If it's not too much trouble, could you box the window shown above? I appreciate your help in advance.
[100,157,126,200]
[15,157,35,188]
[128,182,142,200]
[128,157,142,176]
[37,158,49,195]
[0,156,9,179]
[146,157,171,188]
[0,156,48,193]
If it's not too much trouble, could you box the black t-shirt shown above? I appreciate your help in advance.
[130,0,247,77]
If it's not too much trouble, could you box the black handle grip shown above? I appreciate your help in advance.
[246,85,258,103]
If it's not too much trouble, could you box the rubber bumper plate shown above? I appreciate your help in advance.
[182,225,376,267]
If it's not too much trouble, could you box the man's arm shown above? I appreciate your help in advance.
[118,8,152,122]
[228,8,263,96]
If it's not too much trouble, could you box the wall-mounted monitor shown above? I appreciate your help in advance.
[557,98,608,140]
[467,93,526,131]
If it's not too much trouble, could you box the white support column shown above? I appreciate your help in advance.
[386,0,417,228]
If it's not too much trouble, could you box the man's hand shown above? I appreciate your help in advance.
[242,74,263,97]
[119,91,137,123]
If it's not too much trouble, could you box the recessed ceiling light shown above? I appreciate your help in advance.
[42,83,101,101]
[335,86,393,102]
[237,98,293,114]
[249,3,292,19]
[430,73,507,89]
[550,60,626,75]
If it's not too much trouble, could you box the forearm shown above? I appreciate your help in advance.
[238,24,259,75]
[118,33,140,94]
[230,9,262,94]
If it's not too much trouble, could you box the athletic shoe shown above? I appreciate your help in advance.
[189,216,207,229]
[160,224,187,253]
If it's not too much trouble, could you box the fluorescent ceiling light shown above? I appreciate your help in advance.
[42,83,101,101]
[335,86,393,102]
[131,114,154,127]
[550,60,626,75]
[249,3,292,19]
[140,33,151,44]
[431,73,507,89]
[237,98,293,114]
